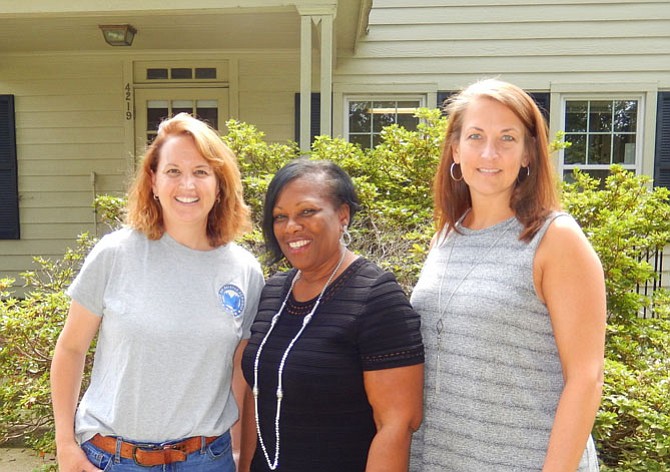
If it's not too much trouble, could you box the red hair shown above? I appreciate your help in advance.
[126,113,251,246]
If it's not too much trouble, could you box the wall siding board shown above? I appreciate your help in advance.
[367,20,670,41]
[0,54,128,285]
[353,38,670,58]
[373,0,670,6]
[19,143,125,160]
[20,175,126,192]
[335,56,670,76]
[368,3,670,25]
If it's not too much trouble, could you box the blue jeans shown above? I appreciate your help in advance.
[81,431,235,472]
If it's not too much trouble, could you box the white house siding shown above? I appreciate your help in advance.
[0,54,129,289]
[331,0,670,290]
[236,53,301,143]
[335,0,670,88]
[0,50,305,293]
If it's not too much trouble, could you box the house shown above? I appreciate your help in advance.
[1,0,669,292]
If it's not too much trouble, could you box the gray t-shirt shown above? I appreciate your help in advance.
[67,227,264,444]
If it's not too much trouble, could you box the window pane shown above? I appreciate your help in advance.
[349,101,371,133]
[565,101,587,132]
[350,134,371,149]
[396,100,420,129]
[589,101,612,132]
[197,108,218,130]
[373,133,384,148]
[397,112,419,129]
[564,169,609,187]
[613,100,637,132]
[171,68,193,79]
[147,101,169,131]
[564,134,586,164]
[613,134,636,164]
[195,68,217,79]
[147,68,168,80]
[588,134,612,164]
[172,100,193,116]
[372,101,396,133]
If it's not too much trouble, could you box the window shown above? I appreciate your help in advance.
[562,98,641,182]
[346,97,423,149]
[145,99,219,144]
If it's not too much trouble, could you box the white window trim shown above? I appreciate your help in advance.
[549,83,658,180]
[558,93,645,178]
[333,83,437,139]
[342,94,427,146]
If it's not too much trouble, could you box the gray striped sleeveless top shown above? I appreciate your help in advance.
[409,212,599,471]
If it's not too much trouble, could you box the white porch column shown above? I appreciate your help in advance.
[299,14,312,152]
[319,14,333,139]
[297,5,336,152]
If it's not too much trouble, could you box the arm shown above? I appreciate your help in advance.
[363,364,424,472]
[231,339,256,472]
[535,217,606,471]
[50,300,103,472]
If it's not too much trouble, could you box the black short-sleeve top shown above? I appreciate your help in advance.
[242,257,424,472]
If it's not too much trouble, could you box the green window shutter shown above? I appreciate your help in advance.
[0,95,19,239]
[654,92,670,189]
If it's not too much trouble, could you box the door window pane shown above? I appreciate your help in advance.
[196,100,218,129]
[144,99,218,144]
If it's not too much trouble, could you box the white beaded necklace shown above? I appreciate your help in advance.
[252,250,347,471]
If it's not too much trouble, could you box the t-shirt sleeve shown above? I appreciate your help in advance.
[65,234,116,317]
[240,259,265,340]
[357,271,424,371]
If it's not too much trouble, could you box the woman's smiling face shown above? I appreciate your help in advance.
[453,97,529,205]
[151,134,219,234]
[272,175,349,276]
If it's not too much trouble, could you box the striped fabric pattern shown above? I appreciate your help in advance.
[410,213,599,471]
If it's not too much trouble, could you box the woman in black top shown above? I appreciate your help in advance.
[241,159,424,472]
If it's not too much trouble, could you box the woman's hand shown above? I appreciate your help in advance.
[56,440,101,472]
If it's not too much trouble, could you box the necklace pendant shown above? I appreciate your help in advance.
[436,318,444,335]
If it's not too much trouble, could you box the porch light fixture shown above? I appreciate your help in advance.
[99,24,137,46]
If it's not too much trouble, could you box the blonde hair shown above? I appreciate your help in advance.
[126,113,251,246]
[434,79,560,242]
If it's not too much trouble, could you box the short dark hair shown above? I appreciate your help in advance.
[262,159,361,263]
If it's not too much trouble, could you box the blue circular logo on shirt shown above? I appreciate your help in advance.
[219,284,245,317]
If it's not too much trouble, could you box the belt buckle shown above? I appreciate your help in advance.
[132,443,188,466]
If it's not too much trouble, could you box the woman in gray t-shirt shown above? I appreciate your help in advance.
[51,113,264,472]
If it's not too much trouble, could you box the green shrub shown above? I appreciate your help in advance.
[562,165,670,320]
[1,117,669,472]
[0,234,96,455]
[562,166,670,470]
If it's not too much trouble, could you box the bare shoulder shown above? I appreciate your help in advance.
[534,214,603,302]
[538,214,594,259]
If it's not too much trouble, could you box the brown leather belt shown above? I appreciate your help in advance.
[89,433,218,466]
